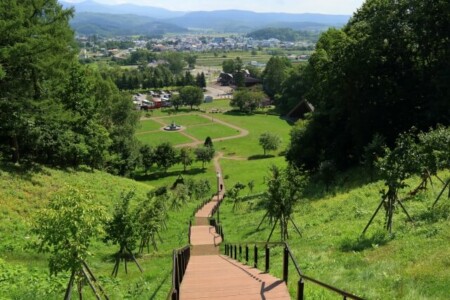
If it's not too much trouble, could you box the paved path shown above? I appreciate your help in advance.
[181,149,290,299]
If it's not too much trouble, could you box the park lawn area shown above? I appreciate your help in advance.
[185,123,239,141]
[219,169,450,299]
[136,131,193,146]
[220,156,287,193]
[155,114,212,126]
[213,113,293,158]
[136,119,162,133]
[201,99,232,112]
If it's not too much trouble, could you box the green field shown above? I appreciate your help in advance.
[185,123,239,140]
[136,119,162,133]
[155,114,212,126]
[136,131,193,146]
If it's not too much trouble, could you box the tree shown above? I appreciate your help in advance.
[140,144,154,175]
[171,94,182,111]
[195,146,215,169]
[196,72,206,88]
[259,132,281,156]
[230,90,264,114]
[104,191,143,277]
[154,142,178,172]
[259,165,308,241]
[0,0,75,164]
[136,193,167,253]
[179,147,193,172]
[285,0,450,171]
[185,54,197,69]
[222,59,235,74]
[204,136,213,148]
[179,86,204,110]
[162,52,186,74]
[32,187,107,299]
[262,56,292,98]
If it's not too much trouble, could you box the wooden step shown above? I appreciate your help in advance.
[180,255,291,300]
[191,244,220,256]
[190,225,222,246]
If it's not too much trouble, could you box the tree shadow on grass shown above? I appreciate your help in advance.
[248,154,275,160]
[149,270,172,299]
[0,160,46,185]
[340,231,392,252]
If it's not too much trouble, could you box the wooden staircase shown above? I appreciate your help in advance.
[180,171,290,299]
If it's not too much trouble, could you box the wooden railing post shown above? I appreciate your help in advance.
[245,245,249,263]
[254,245,258,268]
[297,279,304,300]
[265,245,270,273]
[283,246,289,283]
[239,245,242,260]
[234,245,237,260]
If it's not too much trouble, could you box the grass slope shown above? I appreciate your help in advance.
[0,163,207,299]
[219,169,450,299]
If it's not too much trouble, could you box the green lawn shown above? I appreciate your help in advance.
[213,113,293,158]
[155,114,212,126]
[137,119,162,133]
[136,131,193,147]
[185,123,239,141]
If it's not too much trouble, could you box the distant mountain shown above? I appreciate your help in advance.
[70,12,188,36]
[168,10,350,32]
[60,0,186,19]
[62,1,351,34]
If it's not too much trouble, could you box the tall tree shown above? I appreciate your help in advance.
[179,86,204,110]
[179,147,193,172]
[0,0,76,163]
[195,146,215,169]
[262,56,292,99]
[154,142,178,172]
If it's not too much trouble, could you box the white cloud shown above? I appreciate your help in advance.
[63,0,364,14]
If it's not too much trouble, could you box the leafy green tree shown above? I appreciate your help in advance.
[260,165,308,241]
[222,59,235,74]
[362,134,387,180]
[162,52,186,74]
[230,90,264,114]
[154,142,178,172]
[194,179,212,200]
[104,191,142,277]
[318,160,337,192]
[136,194,167,253]
[185,54,197,69]
[32,187,107,299]
[171,94,183,111]
[259,132,281,156]
[179,147,193,172]
[195,146,215,169]
[140,144,154,175]
[179,86,204,110]
[184,71,196,86]
[262,56,292,98]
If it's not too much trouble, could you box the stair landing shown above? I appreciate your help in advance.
[180,255,291,299]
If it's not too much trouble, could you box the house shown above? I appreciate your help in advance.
[286,99,315,120]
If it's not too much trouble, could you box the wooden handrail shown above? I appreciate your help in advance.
[224,242,364,300]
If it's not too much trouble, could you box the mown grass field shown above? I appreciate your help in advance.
[136,130,192,146]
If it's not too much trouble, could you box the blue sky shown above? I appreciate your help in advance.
[64,0,365,14]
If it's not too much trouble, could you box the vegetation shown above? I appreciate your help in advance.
[283,0,450,170]
[230,89,265,113]
[247,27,320,42]
[258,132,281,156]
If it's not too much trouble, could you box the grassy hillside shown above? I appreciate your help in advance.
[0,163,205,299]
[219,169,450,299]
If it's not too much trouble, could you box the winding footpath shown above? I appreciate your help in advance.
[179,153,291,299]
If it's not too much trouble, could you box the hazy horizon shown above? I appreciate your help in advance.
[63,0,364,15]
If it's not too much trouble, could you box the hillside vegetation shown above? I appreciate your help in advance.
[0,163,205,299]
[220,168,450,299]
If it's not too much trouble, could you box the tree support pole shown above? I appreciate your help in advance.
[362,195,386,235]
